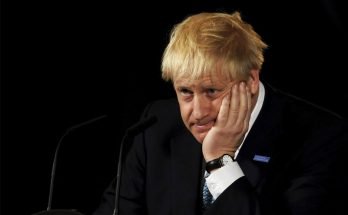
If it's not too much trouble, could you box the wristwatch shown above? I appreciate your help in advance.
[205,154,235,173]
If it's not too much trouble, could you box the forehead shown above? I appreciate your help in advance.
[173,75,232,87]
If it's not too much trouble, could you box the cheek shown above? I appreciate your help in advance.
[212,97,224,116]
[178,102,192,122]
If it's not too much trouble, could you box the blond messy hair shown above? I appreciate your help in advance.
[161,11,268,82]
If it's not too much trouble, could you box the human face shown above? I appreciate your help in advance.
[174,75,235,143]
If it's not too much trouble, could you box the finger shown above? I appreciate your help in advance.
[235,82,249,128]
[236,83,251,133]
[243,86,252,131]
[215,88,231,126]
[227,83,240,126]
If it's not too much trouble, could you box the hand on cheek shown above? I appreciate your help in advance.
[202,82,252,162]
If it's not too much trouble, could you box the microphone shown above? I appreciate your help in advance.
[113,116,157,215]
[33,115,107,215]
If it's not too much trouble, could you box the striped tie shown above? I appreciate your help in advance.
[202,179,214,211]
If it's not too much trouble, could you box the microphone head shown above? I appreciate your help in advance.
[32,209,85,215]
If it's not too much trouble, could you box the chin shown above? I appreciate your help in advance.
[193,132,207,143]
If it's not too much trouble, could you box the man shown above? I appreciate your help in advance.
[94,11,347,215]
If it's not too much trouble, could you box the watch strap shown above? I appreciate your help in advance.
[205,154,234,173]
[205,157,222,174]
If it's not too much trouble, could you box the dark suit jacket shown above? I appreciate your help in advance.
[93,84,347,215]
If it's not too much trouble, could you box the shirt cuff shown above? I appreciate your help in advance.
[205,161,244,200]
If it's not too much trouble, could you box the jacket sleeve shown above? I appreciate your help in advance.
[205,177,260,215]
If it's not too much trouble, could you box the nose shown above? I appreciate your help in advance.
[192,95,210,120]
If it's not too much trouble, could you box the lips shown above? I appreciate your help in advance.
[192,121,214,133]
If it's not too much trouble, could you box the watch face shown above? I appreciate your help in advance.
[222,155,234,165]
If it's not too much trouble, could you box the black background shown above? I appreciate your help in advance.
[2,0,348,214]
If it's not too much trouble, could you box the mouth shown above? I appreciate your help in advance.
[191,120,214,133]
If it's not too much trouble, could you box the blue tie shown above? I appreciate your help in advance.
[202,179,214,211]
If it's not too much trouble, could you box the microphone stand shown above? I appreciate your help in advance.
[33,115,107,215]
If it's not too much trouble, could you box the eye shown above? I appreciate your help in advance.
[207,88,217,95]
[178,87,193,96]
[206,88,219,97]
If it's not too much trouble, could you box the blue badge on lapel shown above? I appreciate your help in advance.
[253,155,271,163]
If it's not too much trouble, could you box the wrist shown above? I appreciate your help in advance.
[204,152,235,162]
[205,154,235,174]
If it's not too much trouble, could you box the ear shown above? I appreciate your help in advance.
[247,69,260,94]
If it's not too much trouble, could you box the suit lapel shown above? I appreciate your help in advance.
[237,84,284,188]
[170,127,203,215]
